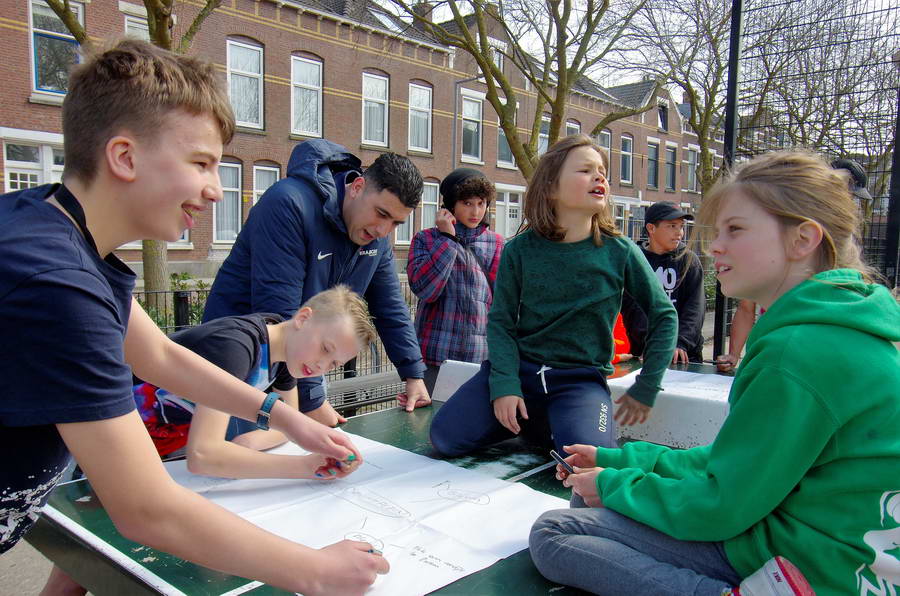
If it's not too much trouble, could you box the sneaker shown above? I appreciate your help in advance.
[731,556,816,595]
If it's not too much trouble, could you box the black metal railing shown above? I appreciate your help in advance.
[133,288,211,334]
[134,283,417,413]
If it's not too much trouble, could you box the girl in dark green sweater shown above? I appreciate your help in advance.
[430,135,677,456]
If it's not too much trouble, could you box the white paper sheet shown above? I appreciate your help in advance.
[166,433,567,595]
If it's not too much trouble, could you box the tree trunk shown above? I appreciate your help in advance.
[142,239,169,313]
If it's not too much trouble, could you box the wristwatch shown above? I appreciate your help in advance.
[255,393,280,431]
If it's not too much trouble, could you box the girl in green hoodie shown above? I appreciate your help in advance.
[529,151,900,596]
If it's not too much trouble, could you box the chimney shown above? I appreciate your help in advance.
[484,3,501,19]
[412,1,433,23]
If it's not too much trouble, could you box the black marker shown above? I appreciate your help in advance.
[550,450,575,475]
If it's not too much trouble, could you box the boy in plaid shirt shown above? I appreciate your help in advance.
[407,168,504,394]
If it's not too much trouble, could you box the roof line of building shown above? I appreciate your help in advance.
[270,0,451,53]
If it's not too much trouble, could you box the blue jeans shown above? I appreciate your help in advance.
[430,359,615,456]
[529,501,742,596]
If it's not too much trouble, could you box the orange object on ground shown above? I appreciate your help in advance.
[612,313,631,364]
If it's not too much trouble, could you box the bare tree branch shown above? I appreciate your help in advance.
[45,0,87,45]
[392,0,650,179]
[178,1,223,54]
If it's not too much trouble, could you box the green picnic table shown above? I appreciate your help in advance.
[26,362,725,595]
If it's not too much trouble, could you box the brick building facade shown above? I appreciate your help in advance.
[0,0,716,278]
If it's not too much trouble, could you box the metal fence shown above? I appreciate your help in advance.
[707,0,900,351]
[133,288,211,334]
[732,0,899,286]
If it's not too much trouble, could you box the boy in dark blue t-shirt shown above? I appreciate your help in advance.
[0,40,388,596]
[136,286,376,481]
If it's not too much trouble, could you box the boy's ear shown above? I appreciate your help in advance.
[347,175,366,201]
[645,222,656,235]
[105,135,138,183]
[788,220,824,261]
[292,306,313,327]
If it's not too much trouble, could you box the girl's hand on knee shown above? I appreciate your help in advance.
[493,395,527,434]
[614,394,651,426]
[562,467,604,507]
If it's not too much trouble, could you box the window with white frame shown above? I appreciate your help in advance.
[538,116,550,154]
[491,47,504,72]
[566,120,581,137]
[124,15,150,39]
[665,146,677,190]
[461,97,482,161]
[31,0,82,94]
[216,163,242,243]
[3,142,64,192]
[421,182,439,230]
[291,56,322,137]
[362,73,389,146]
[497,100,516,167]
[408,83,432,152]
[494,189,523,238]
[498,125,515,167]
[370,10,403,33]
[620,135,633,184]
[488,37,506,73]
[253,165,279,204]
[395,211,413,243]
[594,129,611,150]
[227,40,264,129]
[658,104,669,131]
[614,203,627,234]
[686,148,699,192]
[647,142,659,188]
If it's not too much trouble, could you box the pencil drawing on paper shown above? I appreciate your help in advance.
[332,486,412,518]
[434,481,490,505]
[344,531,385,552]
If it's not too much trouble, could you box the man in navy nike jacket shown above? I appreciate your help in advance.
[204,140,430,424]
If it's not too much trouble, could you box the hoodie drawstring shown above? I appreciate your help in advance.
[536,365,552,394]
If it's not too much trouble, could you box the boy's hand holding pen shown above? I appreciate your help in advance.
[553,445,605,507]
[313,452,362,479]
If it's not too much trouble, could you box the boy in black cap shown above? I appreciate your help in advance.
[622,201,706,363]
[831,158,873,202]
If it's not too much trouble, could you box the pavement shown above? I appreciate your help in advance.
[0,539,55,595]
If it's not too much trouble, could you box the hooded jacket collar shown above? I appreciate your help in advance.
[749,269,900,349]
[286,139,361,235]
